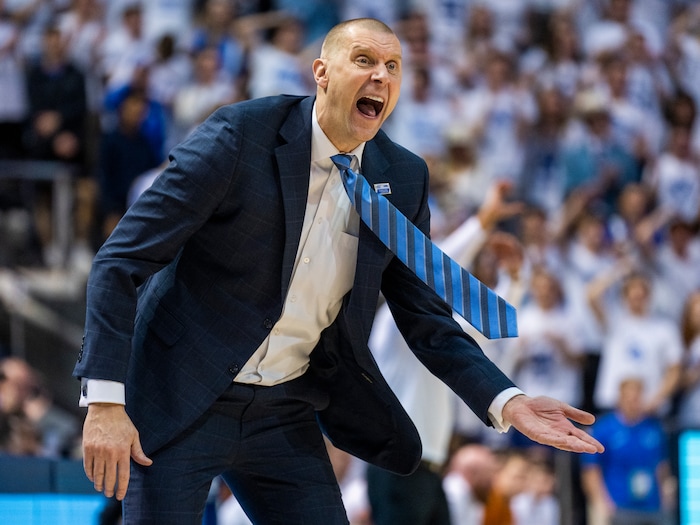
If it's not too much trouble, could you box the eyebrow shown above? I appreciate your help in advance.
[350,45,402,62]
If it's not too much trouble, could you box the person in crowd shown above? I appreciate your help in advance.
[598,52,657,170]
[146,33,193,151]
[188,0,244,84]
[99,2,152,90]
[561,89,639,219]
[74,18,602,524]
[23,22,88,265]
[581,377,674,525]
[644,124,700,225]
[443,444,500,525]
[513,268,586,416]
[590,267,683,416]
[24,24,87,165]
[559,209,618,414]
[97,91,161,239]
[453,4,494,90]
[383,65,452,162]
[517,85,570,219]
[514,204,564,277]
[646,218,700,323]
[481,450,530,525]
[246,15,315,99]
[102,59,167,164]
[57,0,105,115]
[511,458,560,525]
[606,182,656,259]
[4,0,69,62]
[530,12,584,104]
[0,357,79,458]
[172,45,237,143]
[454,47,537,187]
[435,125,491,227]
[0,0,28,159]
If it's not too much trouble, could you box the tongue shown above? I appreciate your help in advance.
[358,100,377,117]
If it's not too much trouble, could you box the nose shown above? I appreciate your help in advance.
[371,64,390,83]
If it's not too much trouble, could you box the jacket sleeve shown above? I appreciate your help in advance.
[74,106,242,382]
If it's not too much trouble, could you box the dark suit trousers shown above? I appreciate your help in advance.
[123,373,349,524]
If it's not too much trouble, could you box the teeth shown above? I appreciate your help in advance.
[364,95,384,103]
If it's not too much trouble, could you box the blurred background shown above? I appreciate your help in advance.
[0,0,700,524]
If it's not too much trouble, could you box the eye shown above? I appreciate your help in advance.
[387,61,399,73]
[355,56,371,66]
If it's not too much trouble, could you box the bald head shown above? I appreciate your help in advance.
[321,18,396,59]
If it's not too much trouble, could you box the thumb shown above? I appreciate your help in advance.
[131,437,153,467]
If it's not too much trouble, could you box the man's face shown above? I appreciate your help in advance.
[313,25,402,152]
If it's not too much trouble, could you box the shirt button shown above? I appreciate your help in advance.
[274,328,280,335]
[303,257,310,264]
[263,318,273,329]
[290,295,297,303]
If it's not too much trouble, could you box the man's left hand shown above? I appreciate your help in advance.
[503,395,604,454]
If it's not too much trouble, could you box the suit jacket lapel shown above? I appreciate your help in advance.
[275,97,314,299]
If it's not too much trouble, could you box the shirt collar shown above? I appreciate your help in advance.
[311,103,366,167]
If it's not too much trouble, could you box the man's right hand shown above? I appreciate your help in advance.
[82,403,153,500]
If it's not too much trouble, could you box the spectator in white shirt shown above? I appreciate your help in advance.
[590,266,683,416]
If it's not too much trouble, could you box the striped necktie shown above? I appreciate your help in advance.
[332,154,517,339]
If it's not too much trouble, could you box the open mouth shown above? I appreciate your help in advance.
[357,96,385,118]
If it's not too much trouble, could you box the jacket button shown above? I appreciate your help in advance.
[263,318,273,329]
[228,365,239,375]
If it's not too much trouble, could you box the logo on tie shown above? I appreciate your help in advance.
[332,154,517,339]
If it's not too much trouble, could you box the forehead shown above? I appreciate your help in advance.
[341,26,402,59]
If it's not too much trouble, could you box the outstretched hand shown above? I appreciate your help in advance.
[502,395,604,454]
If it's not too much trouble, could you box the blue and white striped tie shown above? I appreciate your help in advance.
[332,154,517,339]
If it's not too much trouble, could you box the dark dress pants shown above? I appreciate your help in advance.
[122,373,349,524]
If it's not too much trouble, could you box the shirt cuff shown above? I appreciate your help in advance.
[79,378,126,407]
[487,387,525,433]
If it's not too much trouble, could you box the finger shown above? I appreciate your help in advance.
[570,427,605,453]
[115,455,131,501]
[102,457,118,499]
[92,458,106,493]
[561,404,596,425]
[83,453,94,482]
[552,425,604,454]
[131,438,153,467]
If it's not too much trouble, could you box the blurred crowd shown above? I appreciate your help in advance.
[1,0,700,524]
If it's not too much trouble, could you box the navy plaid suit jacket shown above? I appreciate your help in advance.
[73,95,515,475]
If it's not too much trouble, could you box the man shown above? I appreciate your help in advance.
[581,377,672,525]
[75,18,602,524]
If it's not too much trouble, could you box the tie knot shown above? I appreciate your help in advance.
[331,154,353,171]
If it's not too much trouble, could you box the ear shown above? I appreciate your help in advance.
[312,58,328,89]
